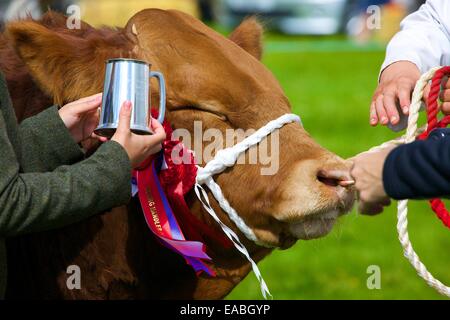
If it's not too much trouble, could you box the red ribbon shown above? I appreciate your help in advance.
[132,110,232,276]
[134,155,215,275]
[150,110,232,249]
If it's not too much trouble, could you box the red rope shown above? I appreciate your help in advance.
[417,66,450,229]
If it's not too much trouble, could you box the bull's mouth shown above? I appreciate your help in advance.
[256,189,355,249]
[280,193,355,246]
[292,186,356,239]
[288,210,340,240]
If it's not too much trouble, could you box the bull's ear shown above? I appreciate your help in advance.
[229,17,263,60]
[5,20,127,105]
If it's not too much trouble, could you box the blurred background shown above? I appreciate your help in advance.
[0,0,424,41]
[2,0,449,300]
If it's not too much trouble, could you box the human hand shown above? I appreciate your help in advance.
[111,101,166,168]
[58,93,107,144]
[438,77,450,115]
[350,147,394,215]
[371,61,420,126]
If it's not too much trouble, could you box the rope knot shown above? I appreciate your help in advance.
[195,167,210,185]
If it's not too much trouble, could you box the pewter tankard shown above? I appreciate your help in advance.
[94,58,166,137]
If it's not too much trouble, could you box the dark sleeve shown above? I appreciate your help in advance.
[18,106,85,172]
[383,137,450,200]
[0,111,131,236]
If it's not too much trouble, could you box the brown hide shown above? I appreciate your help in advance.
[1,10,354,299]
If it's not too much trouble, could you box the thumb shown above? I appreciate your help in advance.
[117,101,132,133]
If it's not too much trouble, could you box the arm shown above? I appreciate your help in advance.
[383,136,450,200]
[381,0,450,74]
[0,71,84,172]
[0,111,131,236]
[18,106,85,172]
[372,0,450,127]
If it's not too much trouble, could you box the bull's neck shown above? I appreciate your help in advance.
[194,231,272,299]
[185,192,272,298]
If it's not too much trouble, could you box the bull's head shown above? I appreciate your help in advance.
[6,9,355,249]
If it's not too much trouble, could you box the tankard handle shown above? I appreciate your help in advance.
[149,71,166,124]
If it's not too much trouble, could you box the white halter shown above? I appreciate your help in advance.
[194,113,302,300]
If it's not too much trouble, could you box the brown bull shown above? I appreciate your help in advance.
[0,9,354,299]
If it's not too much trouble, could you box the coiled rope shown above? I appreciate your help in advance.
[368,66,450,297]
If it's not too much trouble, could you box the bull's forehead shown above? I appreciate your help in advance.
[125,10,288,127]
[127,9,283,95]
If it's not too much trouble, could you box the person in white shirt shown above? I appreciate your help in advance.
[351,0,450,214]
[372,0,450,127]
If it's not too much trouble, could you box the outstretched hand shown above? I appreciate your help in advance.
[371,61,450,128]
[350,147,394,215]
[371,61,420,126]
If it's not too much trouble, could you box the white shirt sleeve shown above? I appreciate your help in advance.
[381,0,450,75]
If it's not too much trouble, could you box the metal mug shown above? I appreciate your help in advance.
[94,58,166,138]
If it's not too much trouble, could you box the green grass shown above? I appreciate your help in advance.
[227,36,450,300]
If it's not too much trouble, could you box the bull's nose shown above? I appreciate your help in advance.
[317,169,355,188]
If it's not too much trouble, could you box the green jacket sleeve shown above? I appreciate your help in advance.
[0,111,131,236]
[18,106,85,173]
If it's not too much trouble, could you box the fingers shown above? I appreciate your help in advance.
[132,118,166,157]
[439,88,449,101]
[68,93,103,114]
[442,102,450,115]
[71,93,102,105]
[398,83,413,115]
[369,102,378,126]
[358,195,390,215]
[436,85,450,114]
[150,118,166,142]
[380,198,391,207]
[358,201,385,215]
[371,74,416,126]
[81,137,101,153]
[444,77,450,89]
[375,95,389,125]
[150,117,163,131]
[141,128,166,148]
[374,85,409,126]
[90,132,108,142]
[116,101,132,133]
[382,92,400,124]
[437,79,450,114]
